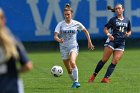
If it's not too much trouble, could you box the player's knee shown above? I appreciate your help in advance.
[115,56,121,61]
[67,68,72,74]
[112,58,120,64]
[70,60,76,68]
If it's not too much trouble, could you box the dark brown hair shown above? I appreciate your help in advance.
[107,5,115,12]
[107,4,123,12]
[64,3,73,13]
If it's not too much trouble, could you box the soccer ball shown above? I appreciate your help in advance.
[51,66,63,77]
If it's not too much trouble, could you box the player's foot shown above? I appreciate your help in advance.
[71,82,80,88]
[88,74,95,83]
[101,78,110,83]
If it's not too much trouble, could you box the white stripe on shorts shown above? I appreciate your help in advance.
[114,48,124,51]
[18,79,24,93]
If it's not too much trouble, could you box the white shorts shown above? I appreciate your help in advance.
[60,45,79,60]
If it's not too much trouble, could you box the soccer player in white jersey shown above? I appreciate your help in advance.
[54,3,94,88]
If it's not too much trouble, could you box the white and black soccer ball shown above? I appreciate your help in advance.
[51,66,63,77]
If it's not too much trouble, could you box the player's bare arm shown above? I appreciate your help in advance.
[104,27,114,41]
[82,29,94,50]
[54,32,64,43]
[125,30,132,37]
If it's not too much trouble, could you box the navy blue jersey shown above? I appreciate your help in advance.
[0,44,29,93]
[105,16,131,45]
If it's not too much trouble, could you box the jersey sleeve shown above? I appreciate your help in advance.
[77,21,86,30]
[127,20,131,32]
[105,18,113,29]
[54,22,62,34]
[17,43,29,66]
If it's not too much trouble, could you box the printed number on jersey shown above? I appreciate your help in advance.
[119,27,124,32]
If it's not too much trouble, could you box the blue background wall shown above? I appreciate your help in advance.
[0,0,140,41]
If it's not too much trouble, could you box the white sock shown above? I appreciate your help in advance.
[72,67,78,82]
[69,74,75,81]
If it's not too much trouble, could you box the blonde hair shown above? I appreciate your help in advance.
[0,9,18,60]
[0,27,19,60]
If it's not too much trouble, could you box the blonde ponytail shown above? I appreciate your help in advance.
[0,27,18,60]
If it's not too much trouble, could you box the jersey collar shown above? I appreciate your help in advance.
[65,19,73,25]
[116,16,124,21]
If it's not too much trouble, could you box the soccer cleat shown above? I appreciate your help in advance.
[88,75,95,83]
[101,78,110,83]
[71,82,80,88]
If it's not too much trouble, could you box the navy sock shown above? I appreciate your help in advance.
[93,60,105,76]
[104,63,116,78]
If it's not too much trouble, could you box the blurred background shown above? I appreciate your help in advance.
[0,0,139,51]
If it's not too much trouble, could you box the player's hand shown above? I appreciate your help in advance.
[108,35,114,41]
[88,42,95,50]
[59,38,64,43]
[125,32,131,37]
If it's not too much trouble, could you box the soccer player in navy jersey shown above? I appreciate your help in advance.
[88,4,132,83]
[0,8,33,93]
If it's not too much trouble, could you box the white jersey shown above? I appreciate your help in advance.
[55,19,85,46]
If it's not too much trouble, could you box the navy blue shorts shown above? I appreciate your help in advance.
[0,76,24,93]
[104,38,125,51]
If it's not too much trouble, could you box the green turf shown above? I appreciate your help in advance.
[21,49,140,93]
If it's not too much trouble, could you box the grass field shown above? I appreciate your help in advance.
[21,49,140,93]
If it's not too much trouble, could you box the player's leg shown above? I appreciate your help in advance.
[88,46,113,83]
[63,59,74,81]
[102,50,123,83]
[69,51,80,88]
[96,46,113,75]
[69,51,78,81]
[60,46,75,81]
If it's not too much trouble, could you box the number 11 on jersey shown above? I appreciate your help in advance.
[119,27,124,32]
